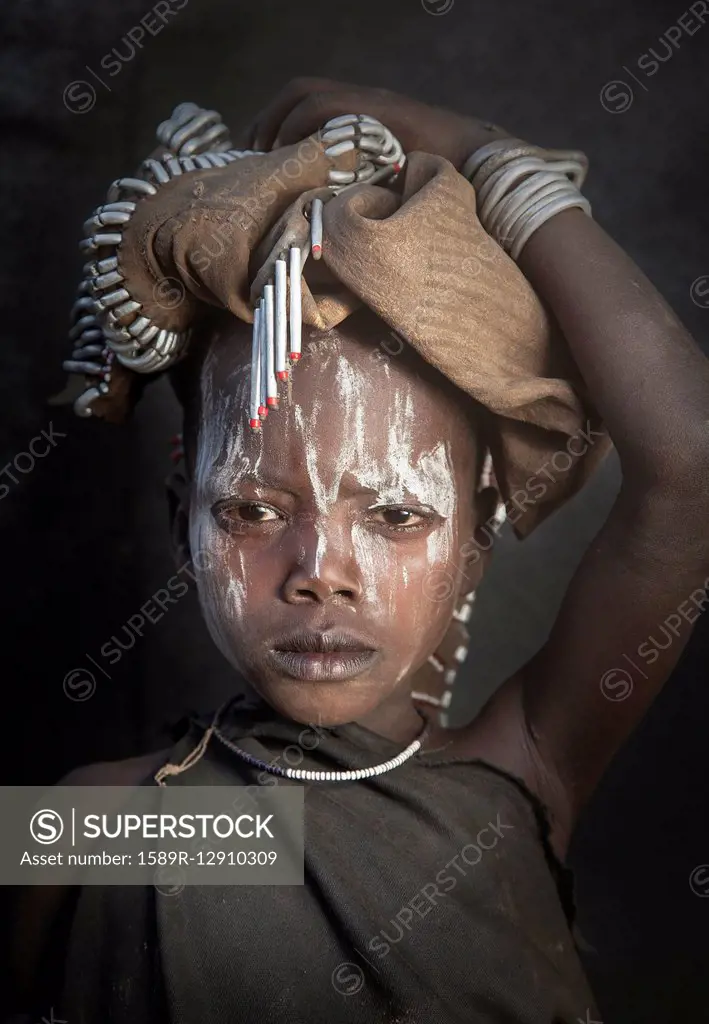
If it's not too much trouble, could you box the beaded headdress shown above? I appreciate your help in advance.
[65,103,404,423]
[59,100,608,724]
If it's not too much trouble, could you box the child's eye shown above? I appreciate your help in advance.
[366,506,434,532]
[235,503,280,522]
[212,501,283,532]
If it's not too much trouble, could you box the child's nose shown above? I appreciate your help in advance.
[282,517,363,606]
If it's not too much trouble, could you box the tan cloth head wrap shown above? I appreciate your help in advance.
[86,129,609,536]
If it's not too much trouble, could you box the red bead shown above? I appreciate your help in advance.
[277,370,289,381]
[258,405,268,417]
[249,418,261,429]
[267,397,279,408]
[290,352,302,362]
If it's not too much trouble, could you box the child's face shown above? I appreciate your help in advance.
[183,314,487,726]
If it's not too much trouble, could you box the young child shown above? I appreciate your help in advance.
[12,79,709,1023]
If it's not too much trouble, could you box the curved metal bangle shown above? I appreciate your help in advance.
[74,386,105,417]
[66,104,406,418]
[491,177,572,245]
[463,138,590,193]
[64,283,114,411]
[482,167,569,234]
[321,114,406,191]
[69,155,204,415]
[477,157,550,222]
[156,102,232,155]
[467,143,545,193]
[66,101,239,418]
[541,148,589,188]
[461,137,533,181]
[510,190,592,261]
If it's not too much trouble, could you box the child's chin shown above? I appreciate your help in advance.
[255,677,387,727]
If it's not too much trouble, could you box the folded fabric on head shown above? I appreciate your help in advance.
[70,116,610,536]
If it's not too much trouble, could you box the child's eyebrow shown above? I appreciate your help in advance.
[229,472,302,499]
[230,470,428,505]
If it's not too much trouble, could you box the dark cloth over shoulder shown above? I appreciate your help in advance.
[59,697,600,1024]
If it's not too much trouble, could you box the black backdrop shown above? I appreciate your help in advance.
[1,0,708,1020]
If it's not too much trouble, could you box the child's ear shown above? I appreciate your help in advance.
[463,485,503,574]
[475,485,502,534]
[165,466,191,571]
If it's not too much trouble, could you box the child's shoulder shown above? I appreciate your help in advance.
[59,747,172,787]
[10,747,173,1008]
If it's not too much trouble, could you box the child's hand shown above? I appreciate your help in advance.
[241,76,513,170]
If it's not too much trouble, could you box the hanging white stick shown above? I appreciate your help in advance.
[289,245,302,363]
[259,300,268,419]
[275,257,288,380]
[310,197,323,260]
[263,283,278,408]
[249,303,262,428]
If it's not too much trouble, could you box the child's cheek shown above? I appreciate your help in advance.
[189,504,248,672]
[427,516,454,572]
[351,524,391,616]
[351,522,456,682]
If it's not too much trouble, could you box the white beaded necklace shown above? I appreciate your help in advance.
[211,716,429,783]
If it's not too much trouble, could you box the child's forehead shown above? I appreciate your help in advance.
[194,319,480,502]
[196,332,474,505]
[203,319,455,422]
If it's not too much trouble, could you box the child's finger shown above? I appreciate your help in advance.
[243,77,351,151]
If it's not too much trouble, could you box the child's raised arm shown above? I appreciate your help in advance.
[244,77,709,849]
[504,208,709,827]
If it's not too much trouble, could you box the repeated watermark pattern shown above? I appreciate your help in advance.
[34,1009,66,1024]
[149,740,311,895]
[690,276,709,308]
[421,0,455,13]
[368,327,405,368]
[366,814,515,962]
[689,864,709,897]
[151,134,325,289]
[62,553,210,700]
[461,233,513,278]
[599,2,708,113]
[422,420,604,603]
[153,277,187,310]
[368,202,507,373]
[154,863,187,895]
[0,423,67,501]
[330,814,515,999]
[599,575,709,701]
[63,0,188,114]
[331,962,366,996]
[184,136,324,276]
[252,717,329,786]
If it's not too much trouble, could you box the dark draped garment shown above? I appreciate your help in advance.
[58,696,600,1023]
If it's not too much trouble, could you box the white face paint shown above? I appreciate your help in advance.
[188,333,459,683]
[294,337,458,679]
[188,348,257,671]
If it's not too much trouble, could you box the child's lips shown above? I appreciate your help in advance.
[267,648,380,682]
[267,627,381,681]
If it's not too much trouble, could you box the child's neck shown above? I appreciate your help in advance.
[354,690,444,749]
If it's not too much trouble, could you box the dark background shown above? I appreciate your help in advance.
[1,0,708,1020]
